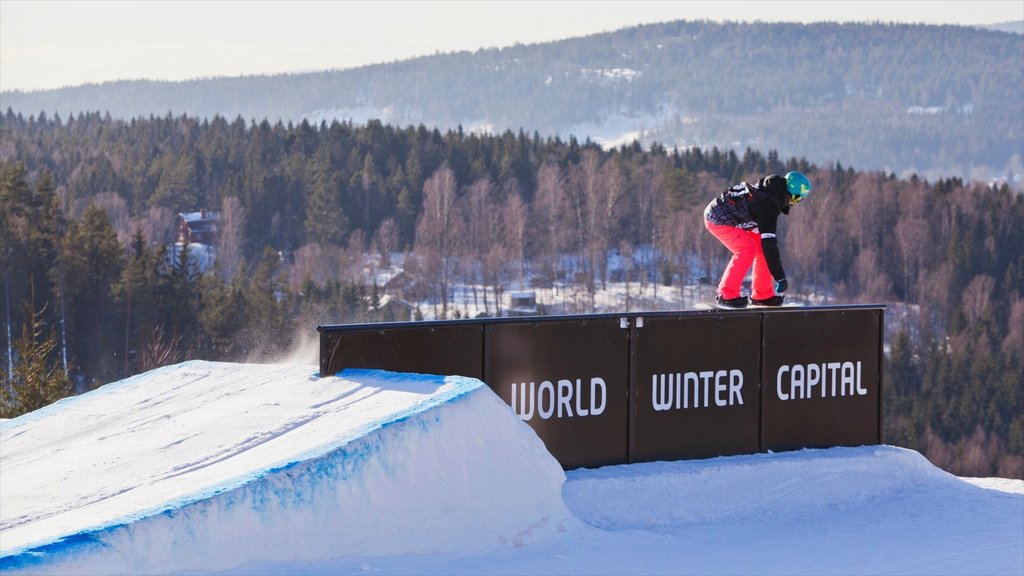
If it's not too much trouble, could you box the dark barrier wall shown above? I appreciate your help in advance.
[318,305,884,469]
[485,318,629,469]
[319,322,484,380]
[761,309,882,451]
[630,313,761,462]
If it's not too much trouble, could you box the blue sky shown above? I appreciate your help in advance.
[1,0,1021,92]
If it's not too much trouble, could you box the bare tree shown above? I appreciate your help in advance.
[415,163,459,318]
[844,174,893,280]
[853,248,893,302]
[578,150,604,308]
[133,206,176,248]
[564,161,588,283]
[343,229,368,284]
[1001,297,1024,359]
[636,155,666,293]
[532,160,566,291]
[287,242,345,290]
[657,209,690,303]
[459,177,495,314]
[591,156,627,291]
[503,181,529,286]
[139,324,189,373]
[89,191,132,245]
[961,274,995,327]
[216,196,247,280]
[373,218,400,269]
[482,198,518,316]
[786,172,836,299]
[670,171,733,303]
[895,183,931,304]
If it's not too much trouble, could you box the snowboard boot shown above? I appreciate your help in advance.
[715,295,749,309]
[750,295,785,307]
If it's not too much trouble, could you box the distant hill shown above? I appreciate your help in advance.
[981,20,1024,34]
[2,20,1021,183]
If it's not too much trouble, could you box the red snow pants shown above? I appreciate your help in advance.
[704,221,775,300]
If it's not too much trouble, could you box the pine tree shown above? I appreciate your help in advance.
[59,205,127,382]
[160,241,201,356]
[1,295,71,418]
[198,269,245,360]
[1,162,60,375]
[237,248,288,360]
[112,231,165,377]
[304,153,348,246]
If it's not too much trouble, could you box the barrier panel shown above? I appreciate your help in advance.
[485,318,628,469]
[319,321,484,380]
[318,305,884,469]
[760,308,882,451]
[630,312,761,462]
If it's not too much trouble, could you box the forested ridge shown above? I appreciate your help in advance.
[2,20,1021,182]
[1,111,1021,477]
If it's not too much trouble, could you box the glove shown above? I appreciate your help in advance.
[774,278,788,294]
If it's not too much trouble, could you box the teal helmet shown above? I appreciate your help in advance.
[785,171,811,203]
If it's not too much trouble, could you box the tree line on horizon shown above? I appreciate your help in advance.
[2,20,1021,182]
[1,111,1021,478]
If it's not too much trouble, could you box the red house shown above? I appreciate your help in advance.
[176,210,221,245]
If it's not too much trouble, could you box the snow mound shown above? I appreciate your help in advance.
[0,362,569,575]
[565,445,988,529]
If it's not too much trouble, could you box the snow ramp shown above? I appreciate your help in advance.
[0,361,570,575]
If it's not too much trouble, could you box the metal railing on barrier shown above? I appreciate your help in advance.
[318,304,885,470]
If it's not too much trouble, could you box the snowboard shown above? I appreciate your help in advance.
[696,301,805,311]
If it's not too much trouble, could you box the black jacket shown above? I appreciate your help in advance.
[703,174,790,281]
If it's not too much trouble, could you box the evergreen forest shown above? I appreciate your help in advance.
[1,110,1022,478]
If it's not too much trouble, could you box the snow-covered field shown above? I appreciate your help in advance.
[1,361,1021,575]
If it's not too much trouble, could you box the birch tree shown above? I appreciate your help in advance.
[591,154,627,291]
[459,177,495,313]
[415,163,459,318]
[503,180,529,285]
[532,160,567,290]
[636,154,666,293]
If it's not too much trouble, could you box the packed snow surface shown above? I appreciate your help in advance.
[0,361,1021,575]
[0,362,568,574]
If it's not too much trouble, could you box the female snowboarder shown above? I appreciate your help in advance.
[703,171,811,309]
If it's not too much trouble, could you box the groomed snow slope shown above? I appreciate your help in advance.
[1,361,1021,575]
[0,362,570,575]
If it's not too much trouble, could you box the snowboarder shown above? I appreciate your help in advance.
[703,171,811,309]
